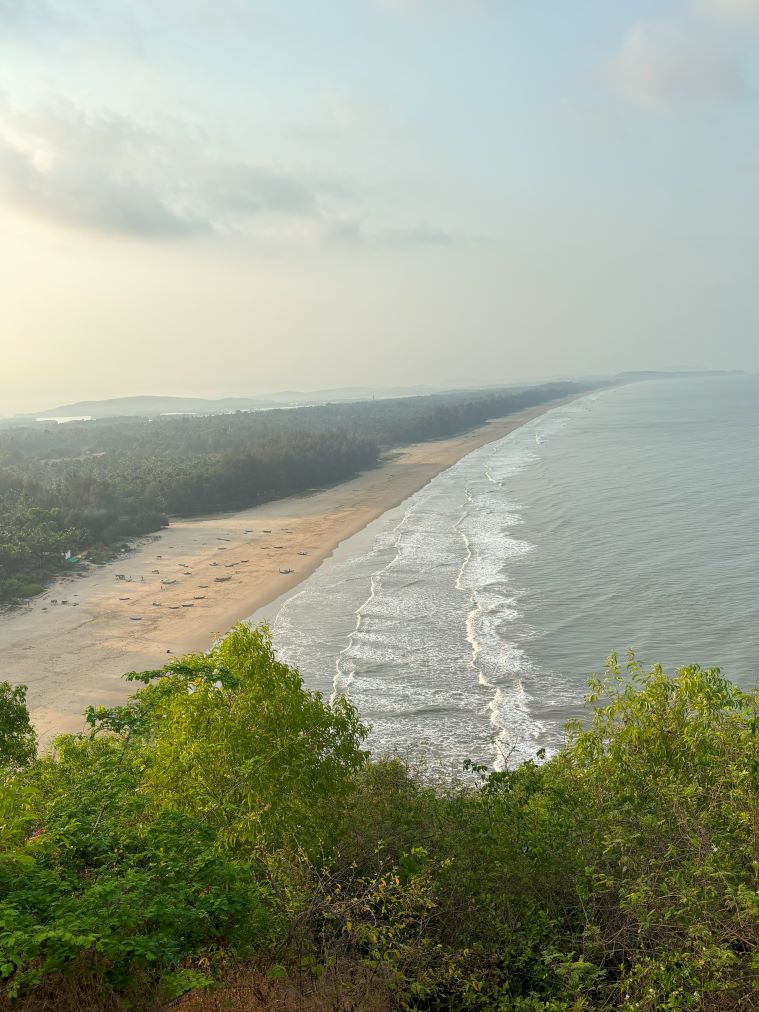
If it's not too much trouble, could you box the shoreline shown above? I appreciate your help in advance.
[1,396,580,740]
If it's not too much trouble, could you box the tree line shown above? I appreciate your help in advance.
[0,381,594,601]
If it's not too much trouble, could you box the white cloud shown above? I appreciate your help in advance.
[374,0,490,14]
[0,95,459,247]
[695,0,759,22]
[0,0,262,54]
[607,22,748,108]
[0,96,339,239]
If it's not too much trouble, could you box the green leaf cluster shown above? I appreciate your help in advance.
[0,625,367,1004]
[0,637,755,1010]
[0,683,36,774]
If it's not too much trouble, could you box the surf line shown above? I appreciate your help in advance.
[331,500,414,704]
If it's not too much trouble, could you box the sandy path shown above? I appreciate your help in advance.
[0,400,566,740]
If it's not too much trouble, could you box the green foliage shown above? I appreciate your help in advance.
[0,494,80,602]
[0,382,590,599]
[0,625,366,1003]
[123,623,368,854]
[0,639,756,1010]
[0,683,36,773]
[327,655,758,1009]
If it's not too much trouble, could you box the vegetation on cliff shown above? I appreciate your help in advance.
[0,626,755,1010]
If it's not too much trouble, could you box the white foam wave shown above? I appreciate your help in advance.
[271,395,597,769]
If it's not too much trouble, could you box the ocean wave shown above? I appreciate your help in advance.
[272,399,594,768]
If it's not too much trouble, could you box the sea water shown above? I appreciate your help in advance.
[269,375,759,772]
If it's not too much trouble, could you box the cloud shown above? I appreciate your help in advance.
[0,0,71,34]
[384,224,457,246]
[328,218,472,248]
[607,22,748,108]
[0,0,260,48]
[374,0,490,14]
[0,95,457,248]
[694,0,759,22]
[0,97,336,239]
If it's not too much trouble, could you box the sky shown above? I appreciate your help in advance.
[1,0,758,413]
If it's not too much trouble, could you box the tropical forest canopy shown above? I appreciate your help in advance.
[0,381,594,601]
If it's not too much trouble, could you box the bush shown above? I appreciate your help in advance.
[0,636,756,1010]
[0,579,44,604]
[324,655,758,1009]
[0,683,36,772]
[0,626,366,1003]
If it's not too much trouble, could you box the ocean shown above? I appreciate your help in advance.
[268,375,759,772]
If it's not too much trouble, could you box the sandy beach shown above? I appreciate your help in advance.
[1,400,567,740]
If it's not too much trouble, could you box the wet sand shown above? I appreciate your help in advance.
[0,401,566,740]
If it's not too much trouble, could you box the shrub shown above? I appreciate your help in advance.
[0,683,36,772]
[0,639,756,1010]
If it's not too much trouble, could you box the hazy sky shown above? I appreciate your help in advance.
[1,0,758,413]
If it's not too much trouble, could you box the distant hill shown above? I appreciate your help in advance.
[26,395,276,420]
[616,369,745,382]
[23,386,440,420]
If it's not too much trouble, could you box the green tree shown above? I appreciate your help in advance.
[1,642,754,1009]
[0,682,36,772]
[121,622,369,854]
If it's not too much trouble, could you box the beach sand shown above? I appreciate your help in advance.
[1,401,564,740]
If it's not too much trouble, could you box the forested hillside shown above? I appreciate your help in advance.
[0,382,593,601]
[0,629,755,1010]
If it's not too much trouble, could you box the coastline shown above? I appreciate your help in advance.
[1,397,578,741]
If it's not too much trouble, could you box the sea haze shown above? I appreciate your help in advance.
[270,375,759,772]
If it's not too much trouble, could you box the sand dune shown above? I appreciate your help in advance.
[1,402,564,740]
